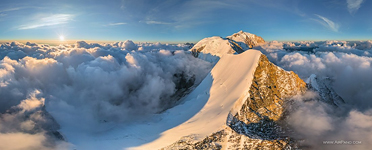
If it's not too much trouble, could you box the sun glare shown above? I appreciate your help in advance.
[59,35,65,41]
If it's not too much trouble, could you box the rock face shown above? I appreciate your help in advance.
[224,54,306,149]
[162,127,292,150]
[233,55,306,125]
[164,54,306,149]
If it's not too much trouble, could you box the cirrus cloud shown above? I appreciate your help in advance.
[107,22,127,26]
[313,14,340,32]
[347,0,364,14]
[18,14,74,30]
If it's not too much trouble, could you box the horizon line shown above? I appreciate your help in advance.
[0,38,371,45]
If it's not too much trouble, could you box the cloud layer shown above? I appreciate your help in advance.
[1,39,372,149]
[0,40,211,149]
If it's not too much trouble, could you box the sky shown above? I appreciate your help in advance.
[0,0,371,43]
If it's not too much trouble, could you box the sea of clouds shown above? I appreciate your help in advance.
[254,40,372,150]
[1,39,371,149]
[0,40,212,149]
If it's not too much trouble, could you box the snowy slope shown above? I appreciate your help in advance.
[59,50,262,150]
[134,50,261,149]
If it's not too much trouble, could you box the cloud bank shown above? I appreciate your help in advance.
[0,40,212,149]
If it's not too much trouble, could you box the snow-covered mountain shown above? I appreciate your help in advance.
[190,31,265,59]
[190,36,237,57]
[55,31,344,150]
[161,43,307,150]
[226,30,265,49]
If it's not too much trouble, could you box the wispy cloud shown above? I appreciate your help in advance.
[0,7,22,13]
[0,7,22,18]
[243,0,306,17]
[144,20,171,25]
[107,22,127,26]
[18,14,74,30]
[314,14,340,32]
[347,0,364,14]
[121,0,231,28]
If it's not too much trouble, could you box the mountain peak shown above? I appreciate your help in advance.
[227,31,265,49]
[190,31,265,59]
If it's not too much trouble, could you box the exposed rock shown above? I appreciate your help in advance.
[233,54,306,125]
[306,74,345,107]
[162,127,295,150]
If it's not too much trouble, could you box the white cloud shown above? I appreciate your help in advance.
[0,40,212,138]
[18,90,45,112]
[0,133,48,150]
[18,14,74,30]
[314,14,340,32]
[347,0,364,14]
[287,93,372,150]
[0,7,23,18]
[0,7,22,13]
[107,22,127,26]
[145,20,171,25]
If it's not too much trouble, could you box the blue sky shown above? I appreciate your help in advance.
[0,0,371,42]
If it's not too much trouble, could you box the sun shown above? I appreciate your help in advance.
[59,35,65,41]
